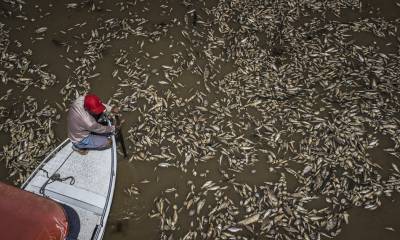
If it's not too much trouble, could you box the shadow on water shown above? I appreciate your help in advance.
[104,158,187,239]
[0,131,11,184]
[334,195,400,240]
[0,162,9,183]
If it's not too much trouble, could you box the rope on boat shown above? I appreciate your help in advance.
[38,150,75,196]
[39,168,75,196]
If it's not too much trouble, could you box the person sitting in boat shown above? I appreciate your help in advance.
[67,94,119,155]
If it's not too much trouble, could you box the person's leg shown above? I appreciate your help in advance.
[72,137,89,155]
[78,133,111,150]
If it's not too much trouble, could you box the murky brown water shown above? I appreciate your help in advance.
[1,0,400,239]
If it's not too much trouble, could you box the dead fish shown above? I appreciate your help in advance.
[238,213,260,225]
[35,27,48,34]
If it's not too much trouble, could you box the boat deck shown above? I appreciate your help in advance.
[24,141,115,240]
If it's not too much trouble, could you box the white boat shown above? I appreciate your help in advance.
[21,133,117,240]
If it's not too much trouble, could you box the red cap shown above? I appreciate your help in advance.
[84,94,105,114]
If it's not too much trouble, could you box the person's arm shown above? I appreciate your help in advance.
[82,112,115,134]
[87,121,115,134]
